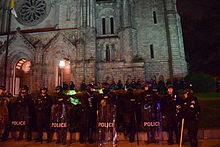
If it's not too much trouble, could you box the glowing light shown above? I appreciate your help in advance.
[59,60,65,68]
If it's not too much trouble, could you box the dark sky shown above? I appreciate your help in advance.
[177,0,220,77]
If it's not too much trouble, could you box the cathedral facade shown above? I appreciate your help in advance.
[0,0,187,93]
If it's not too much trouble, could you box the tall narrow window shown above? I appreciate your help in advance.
[106,45,110,61]
[102,18,106,34]
[150,44,154,59]
[110,17,114,34]
[153,11,157,24]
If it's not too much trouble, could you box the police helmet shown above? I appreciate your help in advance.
[183,88,193,94]
[40,87,48,92]
[21,85,29,91]
[55,86,63,91]
[0,86,6,91]
[167,84,174,89]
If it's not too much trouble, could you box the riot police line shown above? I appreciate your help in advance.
[0,83,200,147]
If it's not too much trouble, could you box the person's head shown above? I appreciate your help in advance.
[86,84,94,92]
[102,82,110,90]
[0,86,6,95]
[144,82,152,91]
[183,88,193,98]
[20,85,29,94]
[40,87,48,95]
[167,85,174,95]
[55,86,63,94]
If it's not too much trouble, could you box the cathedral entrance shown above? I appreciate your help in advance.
[13,59,31,95]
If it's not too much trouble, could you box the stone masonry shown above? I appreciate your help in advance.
[0,0,187,93]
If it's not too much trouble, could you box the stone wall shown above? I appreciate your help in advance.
[0,0,187,93]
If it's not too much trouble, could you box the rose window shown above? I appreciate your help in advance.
[15,0,51,26]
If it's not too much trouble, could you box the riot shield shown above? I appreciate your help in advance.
[51,103,68,128]
[97,99,117,147]
[10,101,29,134]
[141,102,163,145]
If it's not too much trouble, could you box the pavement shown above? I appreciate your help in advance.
[1,139,220,147]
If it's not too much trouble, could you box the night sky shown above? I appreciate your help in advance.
[177,0,220,77]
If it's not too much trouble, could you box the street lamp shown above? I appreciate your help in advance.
[59,60,65,85]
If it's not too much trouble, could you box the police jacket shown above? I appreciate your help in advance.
[161,93,182,116]
[54,93,68,105]
[34,94,52,113]
[179,95,200,121]
[16,93,33,115]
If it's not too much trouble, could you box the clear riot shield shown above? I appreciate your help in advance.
[97,99,117,147]
[142,102,162,145]
[51,103,68,130]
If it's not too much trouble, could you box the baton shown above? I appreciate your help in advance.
[179,118,184,147]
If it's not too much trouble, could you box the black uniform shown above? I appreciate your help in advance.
[120,88,138,143]
[97,89,117,145]
[140,89,161,144]
[51,92,68,144]
[1,91,13,141]
[12,93,34,140]
[79,90,98,143]
[179,94,200,147]
[34,93,52,142]
[0,92,9,140]
[162,93,182,144]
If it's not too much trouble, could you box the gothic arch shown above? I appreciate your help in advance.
[42,33,77,88]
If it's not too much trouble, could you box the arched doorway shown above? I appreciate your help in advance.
[13,58,31,95]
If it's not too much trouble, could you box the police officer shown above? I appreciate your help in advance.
[179,88,200,147]
[162,85,182,145]
[79,84,98,144]
[0,87,13,142]
[14,86,34,141]
[34,87,52,143]
[140,83,161,144]
[51,86,68,144]
[121,87,138,143]
[0,86,9,141]
[97,83,117,145]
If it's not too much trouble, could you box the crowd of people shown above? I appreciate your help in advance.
[0,80,200,147]
[64,78,188,94]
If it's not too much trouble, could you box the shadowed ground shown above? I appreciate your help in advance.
[1,139,220,147]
